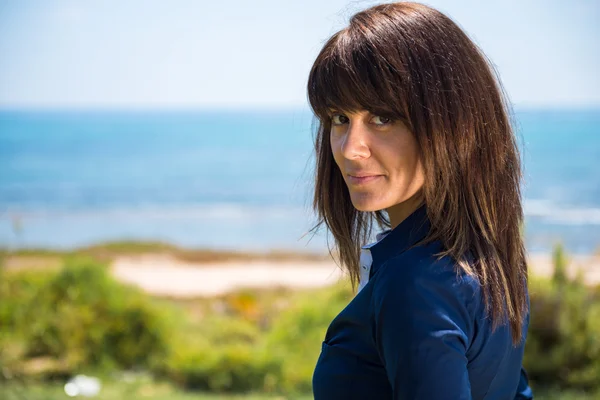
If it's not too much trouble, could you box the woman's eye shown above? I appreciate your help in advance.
[372,115,392,125]
[331,114,349,125]
[329,113,393,126]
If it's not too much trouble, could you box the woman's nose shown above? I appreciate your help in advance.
[340,121,371,160]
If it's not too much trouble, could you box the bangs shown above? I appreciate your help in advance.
[307,29,409,122]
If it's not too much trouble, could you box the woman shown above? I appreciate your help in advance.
[307,2,534,399]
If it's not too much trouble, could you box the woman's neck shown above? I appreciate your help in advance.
[386,190,425,229]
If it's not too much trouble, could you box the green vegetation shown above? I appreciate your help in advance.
[0,255,351,395]
[0,256,171,380]
[1,244,599,398]
[1,380,596,400]
[0,240,328,266]
[0,379,313,400]
[524,244,600,391]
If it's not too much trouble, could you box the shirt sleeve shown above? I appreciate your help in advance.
[371,256,475,400]
[514,366,534,399]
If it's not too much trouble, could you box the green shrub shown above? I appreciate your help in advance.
[163,342,281,393]
[525,245,600,391]
[264,282,353,393]
[0,256,171,379]
[157,282,353,394]
[0,268,54,330]
[0,267,56,375]
[157,306,279,393]
[199,315,262,345]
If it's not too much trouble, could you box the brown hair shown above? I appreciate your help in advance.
[306,1,528,345]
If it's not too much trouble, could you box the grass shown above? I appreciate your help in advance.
[1,380,598,400]
[0,379,311,400]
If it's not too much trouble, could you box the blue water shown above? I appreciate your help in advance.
[1,108,599,254]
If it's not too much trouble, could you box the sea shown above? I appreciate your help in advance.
[0,108,598,255]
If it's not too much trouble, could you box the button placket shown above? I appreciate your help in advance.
[357,248,373,293]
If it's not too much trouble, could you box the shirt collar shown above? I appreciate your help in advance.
[361,230,391,251]
[368,203,431,272]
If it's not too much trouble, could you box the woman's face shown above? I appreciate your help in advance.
[329,109,425,220]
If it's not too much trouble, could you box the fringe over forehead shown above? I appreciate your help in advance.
[307,16,412,123]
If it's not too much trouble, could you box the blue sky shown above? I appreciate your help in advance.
[0,0,598,109]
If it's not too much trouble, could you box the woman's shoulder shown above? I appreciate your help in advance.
[371,238,482,314]
[369,239,483,350]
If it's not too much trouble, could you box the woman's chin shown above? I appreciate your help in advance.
[350,198,387,213]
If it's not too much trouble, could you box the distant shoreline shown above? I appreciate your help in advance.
[0,240,331,265]
[1,239,598,262]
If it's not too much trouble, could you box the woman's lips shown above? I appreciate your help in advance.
[347,175,383,185]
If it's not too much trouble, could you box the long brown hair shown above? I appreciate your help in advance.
[306,2,528,345]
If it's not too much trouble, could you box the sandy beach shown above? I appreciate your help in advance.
[111,254,343,297]
[111,252,600,298]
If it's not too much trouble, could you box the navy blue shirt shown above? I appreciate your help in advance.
[312,205,533,399]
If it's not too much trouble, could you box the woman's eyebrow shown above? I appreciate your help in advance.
[329,109,372,116]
